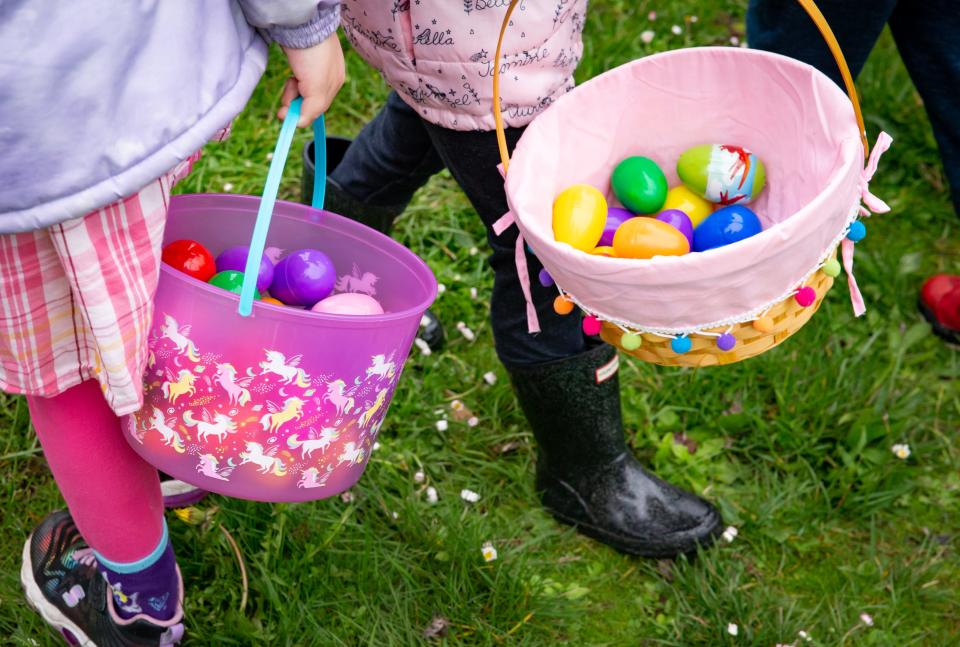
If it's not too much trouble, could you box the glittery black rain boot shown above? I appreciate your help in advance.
[509,344,723,558]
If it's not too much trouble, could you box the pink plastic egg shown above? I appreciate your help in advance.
[311,293,384,316]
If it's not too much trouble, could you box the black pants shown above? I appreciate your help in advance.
[747,0,960,214]
[330,92,585,368]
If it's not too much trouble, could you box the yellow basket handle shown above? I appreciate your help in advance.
[493,0,870,176]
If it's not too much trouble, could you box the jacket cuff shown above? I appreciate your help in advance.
[267,3,340,49]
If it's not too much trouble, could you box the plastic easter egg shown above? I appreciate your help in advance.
[216,246,275,293]
[677,144,766,205]
[590,246,617,257]
[270,249,336,306]
[692,205,763,252]
[613,217,690,259]
[611,157,668,214]
[162,239,216,282]
[311,292,384,315]
[209,270,261,299]
[261,297,285,306]
[552,184,608,251]
[662,185,714,227]
[598,207,635,247]
[655,209,694,247]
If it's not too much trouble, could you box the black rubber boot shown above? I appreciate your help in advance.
[302,137,445,351]
[509,344,723,558]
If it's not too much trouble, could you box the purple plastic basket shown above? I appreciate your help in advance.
[122,194,436,501]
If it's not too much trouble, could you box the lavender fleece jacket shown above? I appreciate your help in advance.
[0,0,339,234]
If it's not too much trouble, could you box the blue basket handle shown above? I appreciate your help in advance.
[238,98,327,316]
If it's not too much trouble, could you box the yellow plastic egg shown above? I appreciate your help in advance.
[613,217,690,259]
[590,246,617,257]
[552,184,608,251]
[662,185,714,227]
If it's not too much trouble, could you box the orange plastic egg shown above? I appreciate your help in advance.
[612,217,690,259]
[590,246,617,257]
[261,297,285,306]
[552,184,608,251]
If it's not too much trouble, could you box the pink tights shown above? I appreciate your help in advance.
[27,380,164,562]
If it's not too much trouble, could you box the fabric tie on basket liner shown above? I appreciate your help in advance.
[844,131,893,317]
[493,209,541,334]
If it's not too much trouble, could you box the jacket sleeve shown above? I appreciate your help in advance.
[237,1,341,48]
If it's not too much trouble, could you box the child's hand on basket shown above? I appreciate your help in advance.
[278,33,345,127]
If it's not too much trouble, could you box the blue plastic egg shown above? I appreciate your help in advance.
[692,205,763,252]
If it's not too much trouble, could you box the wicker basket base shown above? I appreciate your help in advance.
[600,262,836,367]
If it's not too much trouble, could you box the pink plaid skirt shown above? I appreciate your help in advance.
[0,154,202,415]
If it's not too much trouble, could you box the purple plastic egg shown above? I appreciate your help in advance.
[216,246,275,292]
[598,207,635,247]
[655,209,694,247]
[269,249,336,306]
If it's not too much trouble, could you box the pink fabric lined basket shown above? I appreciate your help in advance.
[499,47,890,339]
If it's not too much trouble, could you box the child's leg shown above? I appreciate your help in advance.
[419,123,585,367]
[27,380,180,620]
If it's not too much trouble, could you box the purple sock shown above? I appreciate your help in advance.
[94,521,179,621]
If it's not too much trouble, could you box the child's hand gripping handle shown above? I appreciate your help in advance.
[238,98,326,317]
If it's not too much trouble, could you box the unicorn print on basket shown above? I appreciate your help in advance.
[196,454,234,481]
[259,350,311,387]
[214,363,252,406]
[335,263,378,296]
[259,397,305,433]
[161,369,196,404]
[298,465,334,489]
[337,441,365,467]
[140,407,185,453]
[287,427,340,459]
[239,442,287,476]
[358,389,389,428]
[323,379,355,416]
[366,353,396,381]
[159,314,200,362]
[183,410,238,444]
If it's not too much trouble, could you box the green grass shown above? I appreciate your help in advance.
[2,2,959,644]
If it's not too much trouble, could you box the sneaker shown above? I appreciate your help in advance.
[21,511,185,646]
[919,274,960,345]
[159,473,207,509]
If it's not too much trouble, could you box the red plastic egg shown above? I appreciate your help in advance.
[162,240,216,282]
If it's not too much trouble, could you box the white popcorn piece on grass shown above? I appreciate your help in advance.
[414,338,432,356]
[469,246,479,256]
[470,287,478,299]
[460,489,481,503]
[456,322,476,341]
[641,30,655,44]
[437,283,447,294]
[721,526,739,543]
[390,511,399,520]
[436,420,449,432]
[340,491,354,503]
[730,36,740,45]
[860,613,874,627]
[414,470,426,483]
[222,182,234,192]
[481,542,498,563]
[891,443,910,459]
[483,371,497,385]
[373,442,381,451]
[671,24,682,35]
[727,623,738,636]
[467,417,479,428]
[425,486,438,504]
[798,630,812,642]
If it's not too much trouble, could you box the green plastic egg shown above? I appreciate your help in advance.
[677,144,766,205]
[209,270,261,299]
[611,157,668,214]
